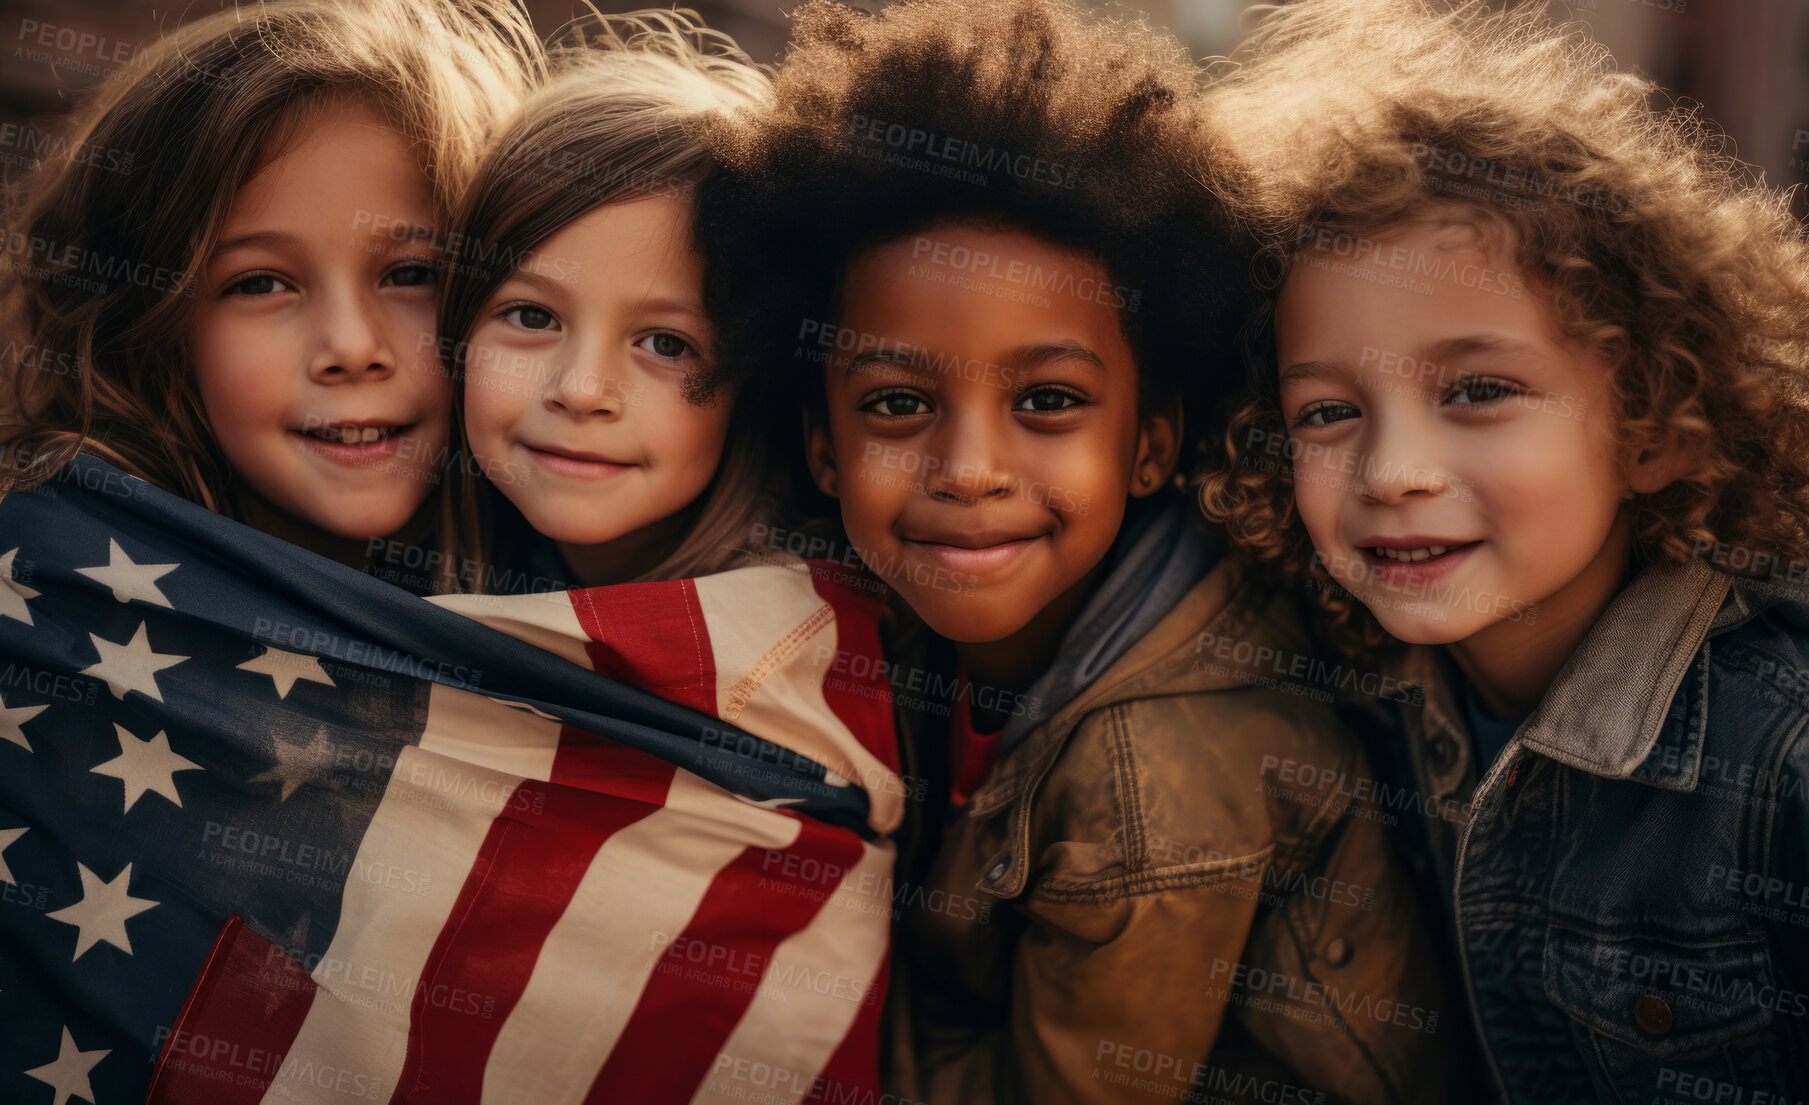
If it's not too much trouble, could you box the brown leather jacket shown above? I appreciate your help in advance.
[889,558,1452,1105]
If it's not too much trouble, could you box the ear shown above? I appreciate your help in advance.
[1129,398,1184,498]
[1625,429,1694,496]
[802,407,840,499]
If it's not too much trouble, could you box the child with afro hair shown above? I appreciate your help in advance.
[1200,0,1809,1098]
[701,1,1452,1101]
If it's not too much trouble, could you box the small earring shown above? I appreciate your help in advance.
[1141,473,1152,487]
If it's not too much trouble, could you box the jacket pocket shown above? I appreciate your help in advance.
[1542,925,1777,1058]
[1539,924,1800,1102]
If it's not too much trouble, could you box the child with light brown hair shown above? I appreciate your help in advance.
[1,0,544,591]
[1201,0,1809,1098]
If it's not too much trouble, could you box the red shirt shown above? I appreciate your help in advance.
[948,676,1005,812]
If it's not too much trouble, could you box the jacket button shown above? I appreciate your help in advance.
[1324,938,1354,967]
[1429,737,1456,770]
[986,857,1011,882]
[1634,994,1673,1036]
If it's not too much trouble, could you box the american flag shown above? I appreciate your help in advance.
[0,456,905,1105]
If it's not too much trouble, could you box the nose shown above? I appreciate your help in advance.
[308,286,399,383]
[541,339,622,420]
[921,411,1013,504]
[1349,413,1452,504]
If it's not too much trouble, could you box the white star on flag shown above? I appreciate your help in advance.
[0,825,25,884]
[74,538,178,608]
[0,547,38,626]
[23,1026,109,1105]
[248,725,340,802]
[80,622,187,703]
[237,645,337,699]
[46,861,158,961]
[91,724,204,813]
[0,691,48,752]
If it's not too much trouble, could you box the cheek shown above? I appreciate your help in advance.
[1470,419,1622,543]
[190,314,286,428]
[463,363,525,451]
[1290,443,1349,546]
[662,397,733,479]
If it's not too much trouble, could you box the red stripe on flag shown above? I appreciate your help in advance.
[806,561,901,772]
[389,738,679,1103]
[550,724,689,801]
[584,814,867,1103]
[145,916,316,1105]
[568,581,719,718]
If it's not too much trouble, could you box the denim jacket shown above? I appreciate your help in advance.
[1377,558,1809,1102]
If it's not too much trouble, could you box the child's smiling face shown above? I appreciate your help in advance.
[190,103,451,541]
[1275,216,1639,646]
[462,195,730,567]
[811,222,1175,644]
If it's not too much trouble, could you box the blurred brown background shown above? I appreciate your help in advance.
[5,0,1807,213]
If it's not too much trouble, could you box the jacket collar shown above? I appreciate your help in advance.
[1512,558,1728,786]
[962,558,1305,897]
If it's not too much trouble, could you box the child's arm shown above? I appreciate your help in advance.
[909,840,1269,1105]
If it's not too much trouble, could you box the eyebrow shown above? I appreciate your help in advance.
[493,269,706,320]
[1279,360,1338,387]
[846,348,924,377]
[1011,340,1107,375]
[365,221,440,246]
[211,229,305,257]
[845,340,1107,377]
[1420,334,1537,362]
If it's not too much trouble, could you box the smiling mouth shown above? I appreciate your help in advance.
[298,424,409,445]
[1359,541,1479,563]
[901,534,1044,576]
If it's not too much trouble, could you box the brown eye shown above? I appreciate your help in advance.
[1014,387,1085,413]
[504,304,557,332]
[860,390,930,417]
[1295,400,1360,428]
[636,333,695,360]
[1445,377,1519,406]
[227,273,286,296]
[384,263,437,288]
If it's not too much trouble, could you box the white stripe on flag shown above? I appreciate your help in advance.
[258,745,521,1105]
[690,839,895,1105]
[481,770,804,1105]
[690,568,904,834]
[428,590,594,669]
[420,682,562,782]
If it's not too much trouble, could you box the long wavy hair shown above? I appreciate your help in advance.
[1196,0,1809,653]
[0,0,545,588]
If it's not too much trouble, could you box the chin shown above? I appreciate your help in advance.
[1364,604,1478,647]
[914,597,1027,645]
[316,504,419,542]
[525,516,631,548]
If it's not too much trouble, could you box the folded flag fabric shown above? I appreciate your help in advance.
[0,456,907,1105]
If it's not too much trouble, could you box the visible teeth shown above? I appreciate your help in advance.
[304,425,398,443]
[1372,544,1453,562]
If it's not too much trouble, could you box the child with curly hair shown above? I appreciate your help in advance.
[1200,0,1809,1098]
[702,1,1451,1101]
